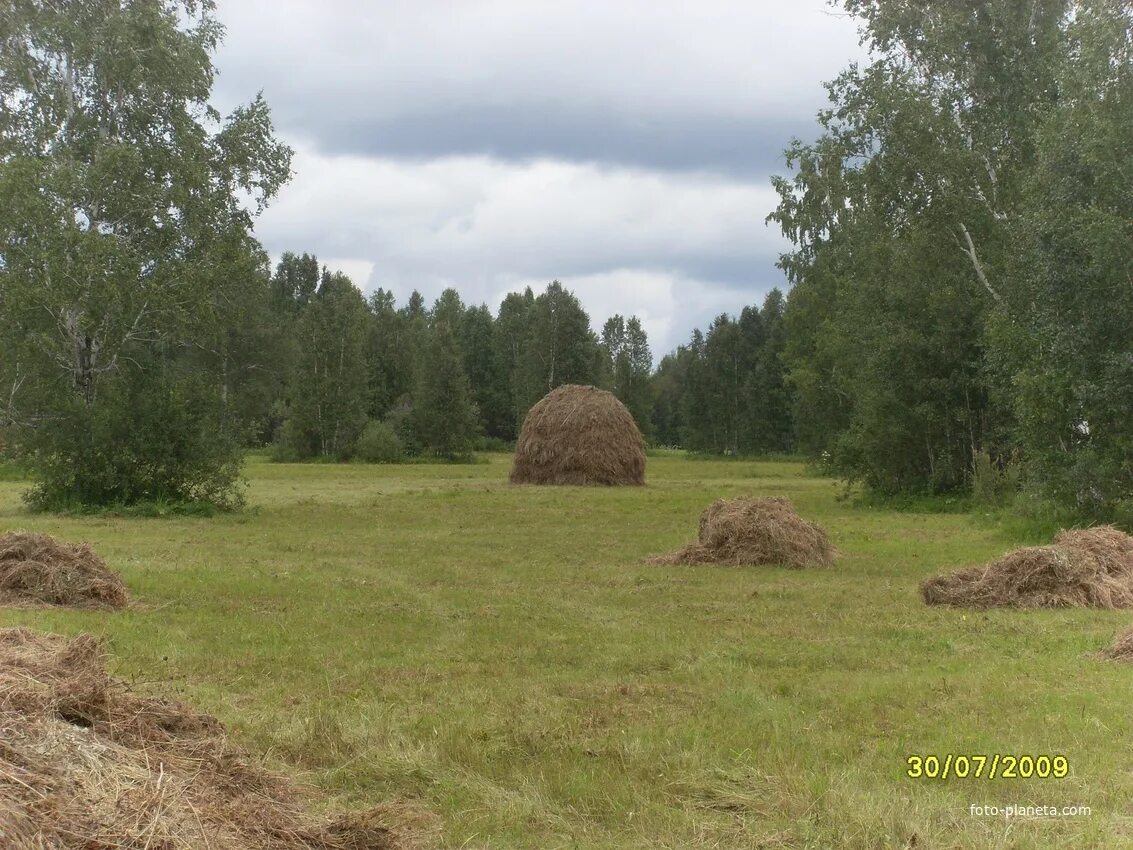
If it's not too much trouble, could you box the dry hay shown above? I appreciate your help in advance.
[0,627,416,850]
[1102,623,1133,661]
[647,497,836,568]
[0,532,128,610]
[509,384,646,486]
[921,525,1133,609]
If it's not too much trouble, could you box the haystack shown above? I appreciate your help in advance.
[647,497,836,568]
[921,525,1133,609]
[509,384,646,486]
[0,532,128,610]
[0,627,405,849]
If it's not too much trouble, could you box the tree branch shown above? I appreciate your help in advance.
[957,222,1003,305]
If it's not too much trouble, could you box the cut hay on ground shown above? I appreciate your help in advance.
[647,497,836,568]
[0,532,128,610]
[921,525,1133,609]
[1102,623,1133,661]
[0,627,411,849]
[510,384,646,486]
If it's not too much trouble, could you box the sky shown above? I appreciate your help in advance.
[209,0,865,358]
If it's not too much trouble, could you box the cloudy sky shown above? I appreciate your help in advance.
[210,1,864,358]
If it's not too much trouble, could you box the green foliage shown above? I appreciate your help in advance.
[23,370,244,512]
[601,314,653,437]
[412,318,480,460]
[492,288,536,438]
[0,0,291,510]
[768,0,1133,513]
[649,290,794,455]
[284,271,370,460]
[474,435,515,452]
[969,450,1024,509]
[353,420,403,464]
[993,2,1133,519]
[513,282,603,417]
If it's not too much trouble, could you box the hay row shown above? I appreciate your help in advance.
[921,526,1133,610]
[0,627,406,850]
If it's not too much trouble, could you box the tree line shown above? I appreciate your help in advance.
[247,254,795,464]
[261,257,653,462]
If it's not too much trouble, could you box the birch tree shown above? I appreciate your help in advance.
[0,0,291,507]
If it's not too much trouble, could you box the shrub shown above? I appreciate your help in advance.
[21,372,244,512]
[354,420,403,464]
[971,449,1023,508]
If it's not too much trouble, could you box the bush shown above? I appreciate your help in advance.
[474,435,514,452]
[21,371,244,512]
[354,420,403,463]
[384,398,422,457]
[268,419,303,462]
[970,449,1023,508]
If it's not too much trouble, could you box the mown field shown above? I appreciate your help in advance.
[1,455,1130,849]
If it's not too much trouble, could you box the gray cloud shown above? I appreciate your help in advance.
[213,0,861,173]
[211,0,863,355]
[236,104,819,178]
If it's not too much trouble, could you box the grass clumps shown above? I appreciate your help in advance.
[647,496,836,568]
[922,525,1133,609]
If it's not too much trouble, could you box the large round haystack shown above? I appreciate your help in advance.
[510,384,646,486]
[921,525,1133,609]
[647,497,836,568]
[0,532,128,610]
[0,627,411,849]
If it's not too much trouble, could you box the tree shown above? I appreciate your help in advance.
[284,271,370,459]
[768,0,1069,493]
[494,288,536,438]
[0,0,292,508]
[413,318,480,459]
[994,1,1133,517]
[602,314,653,437]
[515,282,601,416]
[271,252,320,312]
[364,288,414,420]
[461,303,509,440]
[190,241,287,444]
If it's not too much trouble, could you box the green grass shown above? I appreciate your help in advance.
[0,455,1128,848]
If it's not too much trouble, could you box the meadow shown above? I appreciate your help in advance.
[1,455,1130,849]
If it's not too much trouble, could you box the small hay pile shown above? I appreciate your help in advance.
[0,627,405,849]
[1103,623,1133,661]
[647,497,836,568]
[510,384,646,486]
[921,525,1133,609]
[0,532,128,610]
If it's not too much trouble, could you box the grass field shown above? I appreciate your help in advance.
[1,455,1130,849]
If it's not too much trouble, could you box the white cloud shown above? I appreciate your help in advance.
[323,258,376,286]
[250,145,789,353]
